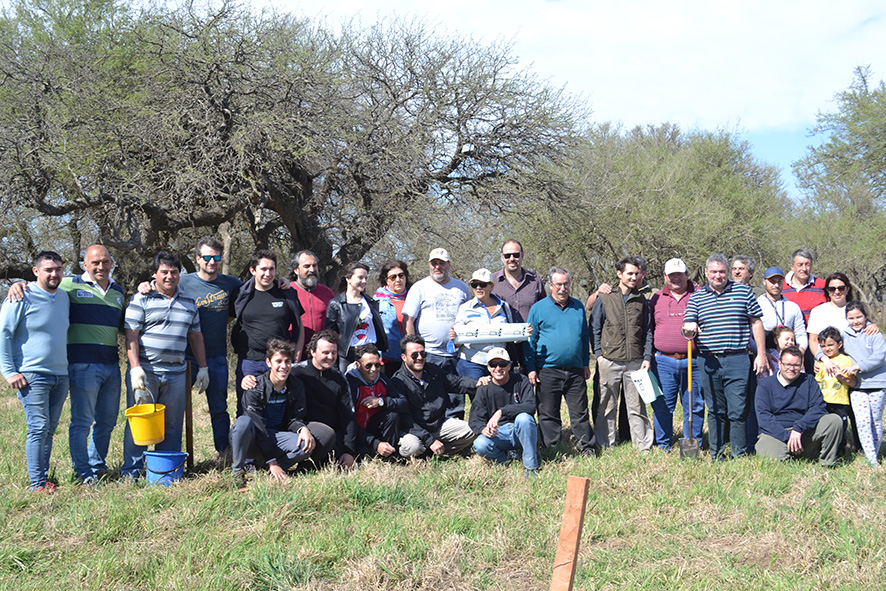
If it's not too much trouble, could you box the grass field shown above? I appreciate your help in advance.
[2,382,886,591]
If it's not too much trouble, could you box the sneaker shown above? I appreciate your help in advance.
[33,482,57,493]
[524,468,538,479]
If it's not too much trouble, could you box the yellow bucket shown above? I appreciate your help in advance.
[125,404,166,446]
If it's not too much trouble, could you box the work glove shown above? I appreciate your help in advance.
[195,367,210,393]
[130,366,148,393]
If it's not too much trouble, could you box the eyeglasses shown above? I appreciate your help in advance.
[487,360,510,369]
[470,282,491,289]
[430,260,448,268]
[781,362,803,370]
[502,252,521,259]
[827,284,847,293]
[200,255,222,262]
[387,272,405,281]
[409,350,428,360]
[361,362,381,370]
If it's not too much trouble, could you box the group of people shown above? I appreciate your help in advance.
[1,239,882,492]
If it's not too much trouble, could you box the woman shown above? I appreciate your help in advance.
[807,272,855,362]
[374,260,410,377]
[448,268,517,379]
[841,301,886,466]
[325,262,388,373]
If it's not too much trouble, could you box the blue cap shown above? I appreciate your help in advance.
[763,266,785,280]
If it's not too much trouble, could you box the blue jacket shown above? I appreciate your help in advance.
[842,325,886,389]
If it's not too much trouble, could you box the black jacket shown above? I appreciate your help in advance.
[241,372,308,462]
[230,278,304,358]
[390,363,477,447]
[468,372,537,435]
[325,294,389,355]
[292,361,357,457]
[345,367,410,452]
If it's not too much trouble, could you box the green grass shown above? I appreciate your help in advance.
[2,384,886,590]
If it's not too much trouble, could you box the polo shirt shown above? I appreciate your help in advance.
[125,288,201,373]
[782,272,827,326]
[649,281,697,355]
[61,274,125,365]
[684,281,762,355]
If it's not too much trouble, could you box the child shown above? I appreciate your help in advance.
[765,326,797,376]
[815,326,857,450]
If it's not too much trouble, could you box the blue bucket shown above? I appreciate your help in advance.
[145,451,188,486]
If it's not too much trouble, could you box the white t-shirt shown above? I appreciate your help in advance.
[349,298,377,348]
[402,276,470,356]
[806,302,848,336]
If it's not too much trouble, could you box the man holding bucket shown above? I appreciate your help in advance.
[121,251,210,480]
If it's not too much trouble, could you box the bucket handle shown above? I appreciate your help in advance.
[146,457,188,476]
[134,387,159,413]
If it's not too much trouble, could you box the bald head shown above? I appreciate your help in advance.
[84,244,113,288]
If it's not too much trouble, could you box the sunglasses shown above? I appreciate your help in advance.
[502,252,521,259]
[470,282,491,289]
[200,255,222,262]
[361,362,382,370]
[487,360,510,369]
[387,272,405,281]
[409,350,428,360]
[827,285,847,293]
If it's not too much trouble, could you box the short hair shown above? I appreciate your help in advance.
[791,248,814,265]
[616,256,644,273]
[265,338,296,361]
[780,345,804,361]
[196,236,224,256]
[824,272,853,303]
[705,253,728,270]
[308,329,339,353]
[378,260,410,289]
[34,250,63,267]
[400,333,425,352]
[342,261,369,279]
[845,300,868,320]
[355,343,380,360]
[501,239,523,254]
[152,251,181,272]
[731,255,755,274]
[771,325,795,345]
[817,326,843,347]
[291,250,318,270]
[547,267,571,284]
[250,249,277,270]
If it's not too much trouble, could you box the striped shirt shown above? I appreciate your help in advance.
[125,289,200,373]
[684,281,762,355]
[782,272,827,326]
[60,274,125,365]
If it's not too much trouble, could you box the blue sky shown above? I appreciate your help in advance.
[274,0,885,198]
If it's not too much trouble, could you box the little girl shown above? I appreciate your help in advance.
[764,326,796,376]
[841,302,886,466]
[815,326,857,448]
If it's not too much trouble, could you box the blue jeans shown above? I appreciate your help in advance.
[68,363,121,479]
[121,368,187,478]
[650,353,704,449]
[17,372,69,490]
[191,355,230,453]
[699,353,751,459]
[472,413,539,470]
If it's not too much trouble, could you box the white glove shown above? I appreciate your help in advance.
[195,367,210,393]
[130,366,148,392]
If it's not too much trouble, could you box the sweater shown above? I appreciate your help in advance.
[0,283,69,378]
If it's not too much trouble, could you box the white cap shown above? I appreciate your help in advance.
[470,268,493,283]
[664,258,688,274]
[428,248,450,262]
[486,347,511,363]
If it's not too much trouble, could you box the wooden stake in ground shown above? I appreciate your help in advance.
[185,361,194,471]
[551,476,591,591]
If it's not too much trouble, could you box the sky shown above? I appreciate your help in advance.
[273,0,885,197]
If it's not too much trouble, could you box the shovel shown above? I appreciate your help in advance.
[679,337,701,458]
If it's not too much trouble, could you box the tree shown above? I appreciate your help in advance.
[0,0,584,288]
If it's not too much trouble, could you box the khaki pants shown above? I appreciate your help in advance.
[756,414,843,466]
[595,358,653,450]
[398,418,476,458]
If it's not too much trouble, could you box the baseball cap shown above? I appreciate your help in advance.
[664,258,688,275]
[471,268,493,283]
[428,248,450,262]
[763,266,785,280]
[486,347,510,363]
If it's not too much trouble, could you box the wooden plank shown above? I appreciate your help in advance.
[185,361,194,471]
[551,476,591,591]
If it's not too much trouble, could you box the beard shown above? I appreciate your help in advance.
[300,274,318,289]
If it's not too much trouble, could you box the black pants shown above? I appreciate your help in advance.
[536,367,596,452]
[357,409,405,457]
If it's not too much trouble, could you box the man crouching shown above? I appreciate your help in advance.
[231,338,334,483]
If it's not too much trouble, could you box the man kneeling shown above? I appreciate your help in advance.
[755,345,843,466]
[470,347,540,477]
[232,338,334,482]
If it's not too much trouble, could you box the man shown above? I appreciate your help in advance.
[394,334,479,458]
[291,330,357,469]
[730,255,755,287]
[757,267,808,352]
[469,347,539,476]
[491,239,546,323]
[648,258,704,450]
[682,254,767,460]
[231,338,334,485]
[755,346,843,466]
[0,251,70,492]
[121,251,210,479]
[178,236,243,456]
[782,248,827,326]
[345,343,409,459]
[231,249,305,414]
[290,250,335,356]
[7,244,126,484]
[731,254,761,453]
[403,248,470,374]
[524,267,597,454]
[590,256,653,451]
